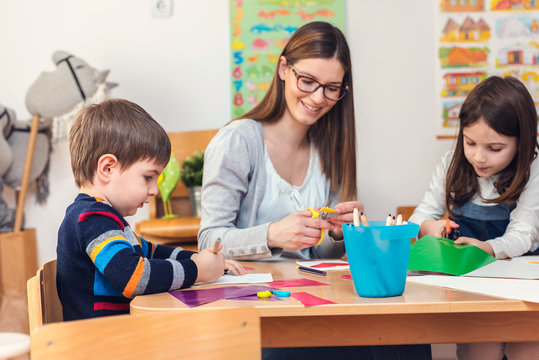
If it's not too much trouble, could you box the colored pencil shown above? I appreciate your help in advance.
[211,238,222,254]
[353,208,360,226]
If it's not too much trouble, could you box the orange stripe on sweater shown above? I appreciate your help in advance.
[122,257,144,298]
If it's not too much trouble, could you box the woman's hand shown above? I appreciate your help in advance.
[454,236,495,256]
[327,201,364,239]
[419,219,459,238]
[267,209,334,251]
[225,259,246,275]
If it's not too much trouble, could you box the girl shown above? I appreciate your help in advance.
[410,76,539,359]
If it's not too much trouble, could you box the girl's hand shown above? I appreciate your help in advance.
[225,259,246,275]
[267,209,333,251]
[419,219,459,238]
[454,236,495,256]
[327,201,364,238]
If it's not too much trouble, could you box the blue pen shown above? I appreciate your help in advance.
[296,265,327,276]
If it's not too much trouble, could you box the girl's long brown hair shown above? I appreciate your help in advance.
[235,21,357,201]
[445,76,538,211]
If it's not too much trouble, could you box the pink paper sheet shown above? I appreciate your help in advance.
[267,279,329,287]
[291,292,337,306]
[311,262,349,268]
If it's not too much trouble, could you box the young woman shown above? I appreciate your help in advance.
[198,21,359,260]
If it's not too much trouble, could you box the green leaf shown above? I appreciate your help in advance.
[179,150,205,187]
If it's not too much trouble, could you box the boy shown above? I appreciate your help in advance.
[57,99,226,321]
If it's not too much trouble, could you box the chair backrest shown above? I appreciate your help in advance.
[27,259,62,333]
[395,206,417,222]
[395,206,449,222]
[149,129,218,219]
[31,307,261,360]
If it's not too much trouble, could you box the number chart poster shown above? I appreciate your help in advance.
[436,0,539,139]
[229,0,345,119]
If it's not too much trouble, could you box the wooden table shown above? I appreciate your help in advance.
[130,260,539,348]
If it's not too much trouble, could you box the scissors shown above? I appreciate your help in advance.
[307,207,337,245]
[443,218,460,240]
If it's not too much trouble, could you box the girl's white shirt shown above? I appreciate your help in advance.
[409,151,539,259]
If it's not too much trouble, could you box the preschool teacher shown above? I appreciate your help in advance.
[198,21,361,260]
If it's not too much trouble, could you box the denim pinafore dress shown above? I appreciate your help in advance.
[448,202,516,241]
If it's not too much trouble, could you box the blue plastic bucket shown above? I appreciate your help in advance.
[343,221,419,298]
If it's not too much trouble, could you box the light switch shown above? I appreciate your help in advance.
[151,0,173,18]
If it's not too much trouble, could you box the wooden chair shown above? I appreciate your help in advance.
[27,259,62,334]
[30,307,261,360]
[395,206,417,222]
[395,206,449,221]
[135,129,218,250]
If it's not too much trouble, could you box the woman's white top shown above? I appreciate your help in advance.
[256,142,329,225]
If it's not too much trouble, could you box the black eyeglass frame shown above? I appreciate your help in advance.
[288,65,348,101]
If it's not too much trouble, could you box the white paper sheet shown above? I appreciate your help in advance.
[195,273,273,286]
[407,275,539,303]
[295,260,349,271]
[511,255,539,263]
[464,260,539,279]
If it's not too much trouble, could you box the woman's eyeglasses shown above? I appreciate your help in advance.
[289,66,348,101]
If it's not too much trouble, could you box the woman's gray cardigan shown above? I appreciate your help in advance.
[198,119,345,260]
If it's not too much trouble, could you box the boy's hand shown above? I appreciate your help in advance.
[454,236,495,256]
[225,259,246,275]
[419,219,458,238]
[191,249,225,283]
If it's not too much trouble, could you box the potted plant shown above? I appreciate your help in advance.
[179,150,204,217]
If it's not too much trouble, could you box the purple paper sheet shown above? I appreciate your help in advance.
[169,285,273,307]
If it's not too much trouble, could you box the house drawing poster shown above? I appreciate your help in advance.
[229,0,345,119]
[436,0,539,139]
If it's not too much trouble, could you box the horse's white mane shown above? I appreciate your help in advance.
[50,82,110,142]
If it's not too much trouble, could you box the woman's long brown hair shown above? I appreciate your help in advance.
[445,76,538,211]
[235,21,357,201]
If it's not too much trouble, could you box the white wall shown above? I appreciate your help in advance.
[0,0,454,264]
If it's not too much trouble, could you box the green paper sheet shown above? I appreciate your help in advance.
[408,235,497,276]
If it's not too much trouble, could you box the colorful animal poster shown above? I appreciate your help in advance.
[229,0,345,119]
[436,0,539,138]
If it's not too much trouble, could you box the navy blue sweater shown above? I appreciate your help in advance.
[57,194,198,320]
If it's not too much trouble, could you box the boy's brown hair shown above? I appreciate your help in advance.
[69,98,171,187]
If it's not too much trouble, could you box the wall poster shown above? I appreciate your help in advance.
[436,0,539,139]
[229,0,346,119]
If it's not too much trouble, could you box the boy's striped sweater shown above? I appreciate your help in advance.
[57,193,198,321]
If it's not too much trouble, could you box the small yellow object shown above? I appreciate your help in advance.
[257,291,272,298]
[307,207,337,245]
